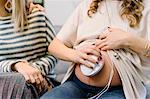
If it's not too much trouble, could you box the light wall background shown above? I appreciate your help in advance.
[45,0,81,27]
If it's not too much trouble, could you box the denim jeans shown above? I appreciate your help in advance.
[146,84,150,99]
[41,74,125,99]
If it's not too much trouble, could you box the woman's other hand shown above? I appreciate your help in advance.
[73,43,101,68]
[14,61,44,85]
[29,2,45,13]
[35,78,50,93]
[96,27,132,50]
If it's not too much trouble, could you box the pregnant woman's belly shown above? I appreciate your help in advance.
[75,51,122,87]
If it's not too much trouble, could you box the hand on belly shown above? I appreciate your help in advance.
[75,51,122,87]
[80,55,105,76]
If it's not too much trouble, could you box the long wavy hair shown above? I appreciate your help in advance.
[87,0,144,28]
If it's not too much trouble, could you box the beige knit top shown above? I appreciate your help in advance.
[57,0,150,70]
[56,0,150,98]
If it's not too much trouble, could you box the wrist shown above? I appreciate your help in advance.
[126,35,149,55]
[124,34,137,49]
[11,63,17,72]
[11,62,20,72]
[67,48,78,63]
[12,61,27,71]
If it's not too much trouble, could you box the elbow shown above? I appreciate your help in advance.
[48,38,56,55]
[48,43,52,53]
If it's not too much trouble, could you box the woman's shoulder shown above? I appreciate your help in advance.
[81,0,92,4]
[76,0,92,10]
[142,0,150,17]
[76,0,92,16]
[143,0,150,9]
[80,0,92,7]
[28,8,46,19]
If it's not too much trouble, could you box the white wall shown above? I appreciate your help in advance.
[45,0,81,26]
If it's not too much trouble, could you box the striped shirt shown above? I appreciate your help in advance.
[0,10,57,79]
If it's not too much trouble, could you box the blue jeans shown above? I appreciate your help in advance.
[146,84,150,99]
[41,74,125,99]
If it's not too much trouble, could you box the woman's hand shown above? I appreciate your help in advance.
[14,61,44,85]
[72,43,101,68]
[35,78,50,93]
[95,27,132,50]
[14,61,50,92]
[29,2,45,13]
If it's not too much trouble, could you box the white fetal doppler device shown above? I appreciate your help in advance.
[79,27,108,76]
[80,55,104,76]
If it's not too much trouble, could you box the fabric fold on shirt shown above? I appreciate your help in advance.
[62,39,148,99]
[108,49,147,99]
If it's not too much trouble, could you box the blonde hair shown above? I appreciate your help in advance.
[11,0,29,31]
[88,0,144,28]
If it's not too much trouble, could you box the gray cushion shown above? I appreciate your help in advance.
[55,60,71,82]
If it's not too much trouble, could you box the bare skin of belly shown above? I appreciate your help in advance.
[75,51,122,87]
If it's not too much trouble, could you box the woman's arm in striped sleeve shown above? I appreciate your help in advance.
[30,17,58,78]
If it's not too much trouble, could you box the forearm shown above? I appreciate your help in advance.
[48,38,76,62]
[127,36,150,57]
[31,55,57,76]
[0,59,27,72]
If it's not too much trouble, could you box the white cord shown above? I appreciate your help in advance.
[89,50,114,99]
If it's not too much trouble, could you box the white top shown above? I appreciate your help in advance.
[57,0,150,98]
[57,0,150,70]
